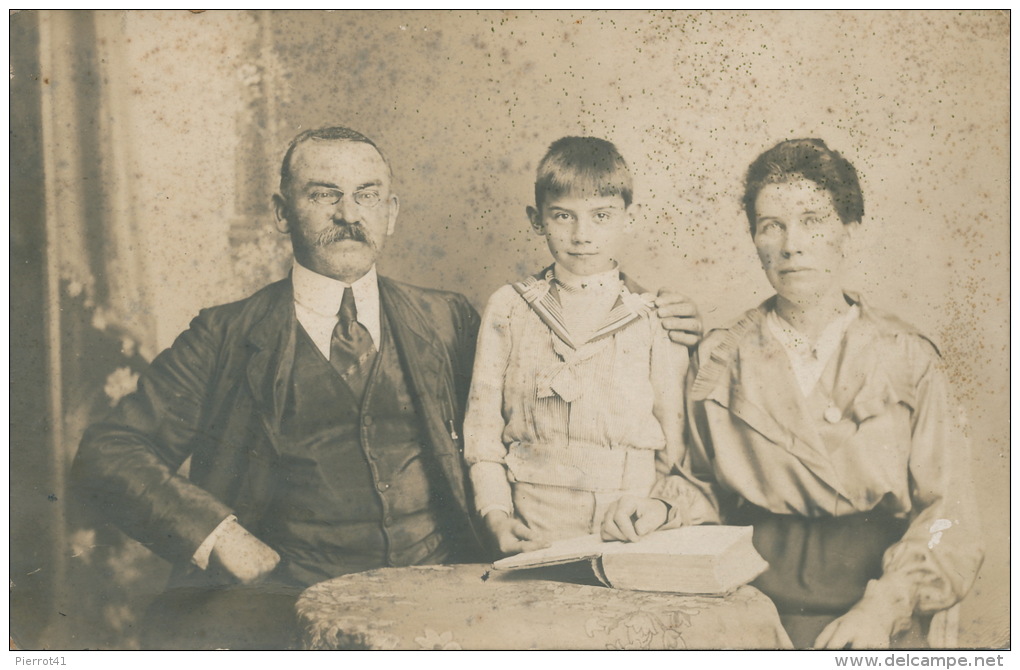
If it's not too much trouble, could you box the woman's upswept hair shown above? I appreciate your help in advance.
[535,136,633,209]
[743,138,864,235]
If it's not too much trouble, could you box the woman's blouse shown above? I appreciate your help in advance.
[686,293,983,631]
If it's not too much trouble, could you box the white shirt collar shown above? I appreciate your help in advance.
[766,304,860,396]
[552,262,620,293]
[291,261,381,353]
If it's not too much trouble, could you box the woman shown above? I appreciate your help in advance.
[605,139,983,649]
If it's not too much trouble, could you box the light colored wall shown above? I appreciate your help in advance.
[108,10,1009,645]
[110,10,264,351]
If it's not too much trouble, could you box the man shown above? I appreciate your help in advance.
[72,127,703,649]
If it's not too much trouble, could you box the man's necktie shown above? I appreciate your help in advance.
[329,287,376,397]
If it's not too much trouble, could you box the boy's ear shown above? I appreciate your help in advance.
[625,203,642,224]
[527,206,545,234]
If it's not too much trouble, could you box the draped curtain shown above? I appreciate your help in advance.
[12,10,288,648]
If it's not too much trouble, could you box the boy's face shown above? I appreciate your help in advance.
[527,193,635,276]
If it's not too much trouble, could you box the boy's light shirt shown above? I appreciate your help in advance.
[474,263,622,520]
[552,262,622,345]
[551,262,619,291]
[465,262,717,531]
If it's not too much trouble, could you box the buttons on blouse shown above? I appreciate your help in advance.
[823,406,842,424]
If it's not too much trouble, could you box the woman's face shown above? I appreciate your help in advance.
[753,179,854,306]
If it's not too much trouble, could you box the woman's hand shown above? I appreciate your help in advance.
[813,601,898,649]
[483,510,549,556]
[600,495,669,542]
[654,289,703,348]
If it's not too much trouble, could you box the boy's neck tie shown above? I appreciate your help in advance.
[330,286,377,397]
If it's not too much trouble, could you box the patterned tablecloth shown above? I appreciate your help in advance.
[297,563,793,650]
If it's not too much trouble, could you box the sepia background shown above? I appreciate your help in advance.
[10,10,1009,649]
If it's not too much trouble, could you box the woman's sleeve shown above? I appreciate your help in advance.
[462,286,517,518]
[865,340,984,633]
[649,329,721,528]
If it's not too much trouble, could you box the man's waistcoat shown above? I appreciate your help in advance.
[260,312,454,587]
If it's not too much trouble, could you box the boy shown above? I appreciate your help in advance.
[463,136,717,555]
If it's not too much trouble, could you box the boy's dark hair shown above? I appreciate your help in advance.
[743,138,864,235]
[535,137,633,209]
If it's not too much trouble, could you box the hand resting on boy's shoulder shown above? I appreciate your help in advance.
[654,288,703,348]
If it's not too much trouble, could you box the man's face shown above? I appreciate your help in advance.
[274,140,398,282]
[527,193,634,276]
[753,179,853,306]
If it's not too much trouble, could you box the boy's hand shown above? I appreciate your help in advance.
[654,289,703,348]
[484,510,549,556]
[600,495,669,542]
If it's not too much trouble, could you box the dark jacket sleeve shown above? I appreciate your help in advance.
[436,291,487,559]
[72,309,235,564]
[447,292,481,421]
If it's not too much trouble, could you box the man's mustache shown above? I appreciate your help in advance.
[314,221,372,247]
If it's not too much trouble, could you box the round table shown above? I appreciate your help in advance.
[297,563,793,650]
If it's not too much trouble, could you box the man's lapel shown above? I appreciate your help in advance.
[378,278,469,512]
[378,278,445,397]
[245,280,298,440]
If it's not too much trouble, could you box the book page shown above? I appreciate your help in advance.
[493,526,754,570]
[492,533,610,570]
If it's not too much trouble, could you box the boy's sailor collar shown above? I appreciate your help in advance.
[512,265,655,350]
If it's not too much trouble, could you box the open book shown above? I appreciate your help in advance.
[492,525,768,595]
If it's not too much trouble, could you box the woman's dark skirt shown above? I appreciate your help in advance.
[730,503,926,648]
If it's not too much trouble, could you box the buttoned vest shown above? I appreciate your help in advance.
[259,311,452,587]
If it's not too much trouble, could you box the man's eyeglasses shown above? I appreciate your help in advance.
[307,189,383,208]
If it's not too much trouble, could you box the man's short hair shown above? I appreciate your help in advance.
[742,138,864,235]
[534,136,634,210]
[279,126,392,194]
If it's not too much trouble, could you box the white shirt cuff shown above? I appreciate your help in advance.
[191,514,238,570]
[478,504,513,519]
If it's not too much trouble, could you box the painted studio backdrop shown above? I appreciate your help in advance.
[10,10,1008,649]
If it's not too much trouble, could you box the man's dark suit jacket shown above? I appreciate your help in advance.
[73,275,484,588]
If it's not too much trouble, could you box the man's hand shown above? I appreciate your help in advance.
[484,510,549,556]
[600,495,669,542]
[813,601,898,649]
[209,521,281,585]
[655,289,703,348]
